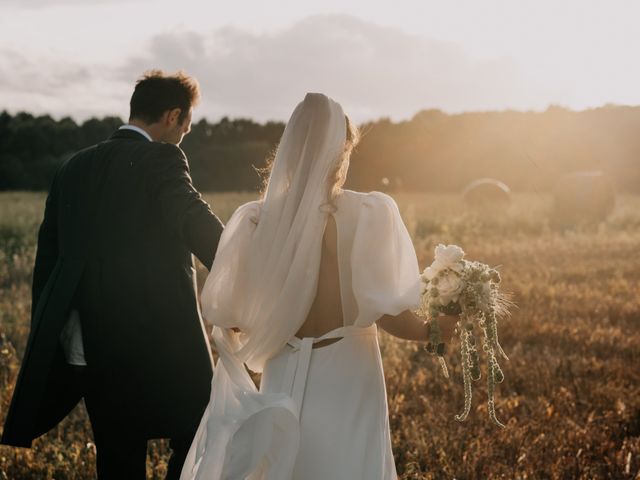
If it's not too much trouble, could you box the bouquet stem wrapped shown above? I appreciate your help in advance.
[419,244,513,428]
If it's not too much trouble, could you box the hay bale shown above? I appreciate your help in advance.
[462,178,511,207]
[553,171,615,224]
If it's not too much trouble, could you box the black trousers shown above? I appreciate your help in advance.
[35,359,197,479]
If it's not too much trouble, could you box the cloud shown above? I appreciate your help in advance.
[122,14,552,121]
[0,50,129,118]
[0,50,90,94]
[0,14,552,121]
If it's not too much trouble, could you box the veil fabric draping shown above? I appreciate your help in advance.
[180,93,349,479]
[203,92,346,372]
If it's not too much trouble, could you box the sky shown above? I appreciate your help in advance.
[1,0,639,123]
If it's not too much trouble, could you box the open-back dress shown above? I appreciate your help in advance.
[180,189,421,480]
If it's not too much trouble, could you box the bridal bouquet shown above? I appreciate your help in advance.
[419,244,512,428]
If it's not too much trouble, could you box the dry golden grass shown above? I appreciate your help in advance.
[0,191,638,479]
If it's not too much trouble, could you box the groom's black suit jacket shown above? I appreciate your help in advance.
[1,129,224,447]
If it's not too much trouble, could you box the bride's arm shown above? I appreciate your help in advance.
[378,311,458,343]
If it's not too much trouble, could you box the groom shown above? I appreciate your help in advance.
[1,70,224,478]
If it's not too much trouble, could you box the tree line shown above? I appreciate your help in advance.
[1,105,638,193]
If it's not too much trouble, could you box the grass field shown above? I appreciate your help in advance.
[0,191,639,479]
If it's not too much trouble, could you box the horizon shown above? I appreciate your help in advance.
[2,101,637,126]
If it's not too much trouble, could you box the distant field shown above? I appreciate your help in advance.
[1,191,639,479]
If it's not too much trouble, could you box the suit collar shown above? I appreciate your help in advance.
[109,127,152,142]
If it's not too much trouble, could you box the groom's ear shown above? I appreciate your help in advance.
[163,108,183,127]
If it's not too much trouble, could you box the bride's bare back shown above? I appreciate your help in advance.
[295,214,344,341]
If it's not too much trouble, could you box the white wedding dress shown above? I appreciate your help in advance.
[181,94,421,480]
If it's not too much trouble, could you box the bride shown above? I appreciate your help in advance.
[180,93,458,480]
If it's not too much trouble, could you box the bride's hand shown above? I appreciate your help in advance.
[435,314,459,343]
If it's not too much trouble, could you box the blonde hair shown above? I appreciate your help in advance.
[259,115,360,207]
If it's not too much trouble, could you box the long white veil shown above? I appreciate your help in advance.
[181,93,349,480]
[201,92,347,371]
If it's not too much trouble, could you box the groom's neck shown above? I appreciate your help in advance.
[128,119,161,142]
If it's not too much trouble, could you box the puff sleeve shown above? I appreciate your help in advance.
[351,192,422,326]
[200,201,261,329]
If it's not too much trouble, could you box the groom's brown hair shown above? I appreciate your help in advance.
[129,70,200,124]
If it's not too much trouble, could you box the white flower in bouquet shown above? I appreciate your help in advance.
[434,271,464,306]
[422,244,465,281]
[419,244,513,428]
